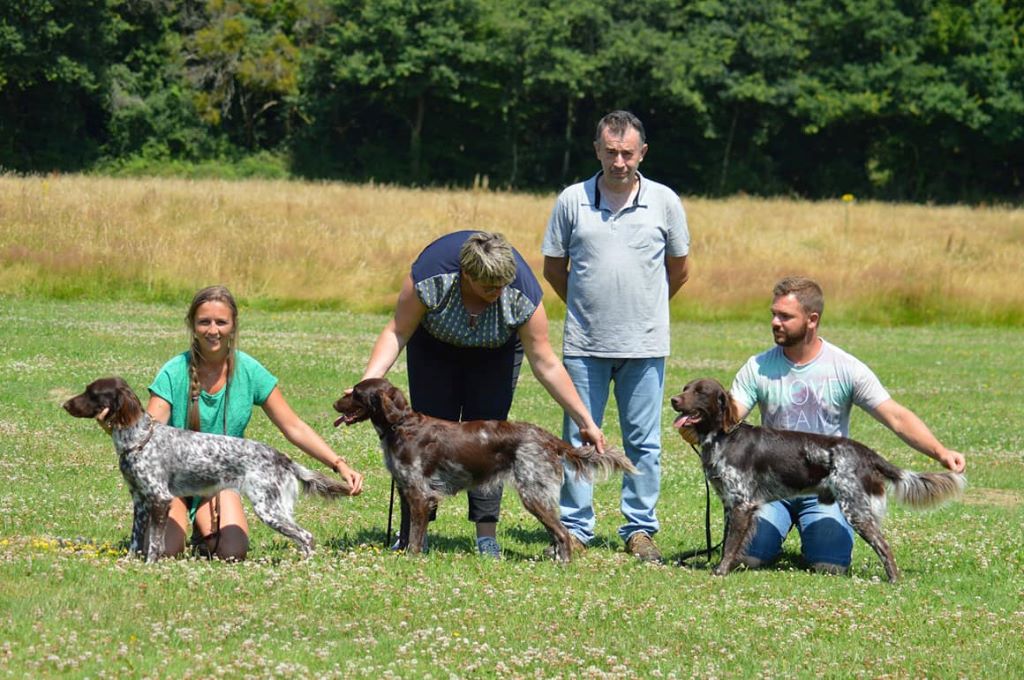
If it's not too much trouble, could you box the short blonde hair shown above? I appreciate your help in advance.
[459,232,516,286]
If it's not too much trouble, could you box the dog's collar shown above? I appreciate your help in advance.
[706,421,744,448]
[123,418,157,455]
[375,413,407,436]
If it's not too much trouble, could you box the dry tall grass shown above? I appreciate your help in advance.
[2,174,1021,323]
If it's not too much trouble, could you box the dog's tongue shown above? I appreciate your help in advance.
[333,415,346,428]
[673,414,700,429]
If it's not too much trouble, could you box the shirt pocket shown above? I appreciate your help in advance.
[623,222,665,251]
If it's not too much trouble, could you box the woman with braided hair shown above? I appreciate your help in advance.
[144,285,364,560]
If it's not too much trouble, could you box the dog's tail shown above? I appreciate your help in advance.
[564,445,639,483]
[889,469,966,509]
[892,471,962,507]
[290,461,352,498]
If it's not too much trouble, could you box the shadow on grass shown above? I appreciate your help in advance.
[323,526,632,562]
[323,529,495,556]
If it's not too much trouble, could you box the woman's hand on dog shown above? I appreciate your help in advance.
[333,459,364,496]
[94,407,113,435]
[579,422,607,453]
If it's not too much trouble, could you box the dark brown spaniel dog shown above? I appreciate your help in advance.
[670,378,965,582]
[333,378,636,562]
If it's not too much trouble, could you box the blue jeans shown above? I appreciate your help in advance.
[743,497,856,567]
[559,356,664,544]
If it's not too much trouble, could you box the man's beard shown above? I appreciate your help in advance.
[773,322,809,347]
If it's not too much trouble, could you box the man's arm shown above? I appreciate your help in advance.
[729,360,757,423]
[869,399,966,472]
[666,255,689,299]
[543,256,569,303]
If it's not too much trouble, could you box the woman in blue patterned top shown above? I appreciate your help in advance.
[360,231,605,558]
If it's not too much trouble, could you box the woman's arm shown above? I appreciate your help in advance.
[361,274,427,381]
[146,394,172,424]
[518,304,606,452]
[261,387,365,494]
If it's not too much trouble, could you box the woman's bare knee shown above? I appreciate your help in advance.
[211,525,249,561]
[160,497,190,557]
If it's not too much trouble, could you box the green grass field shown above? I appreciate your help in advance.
[1,296,1020,678]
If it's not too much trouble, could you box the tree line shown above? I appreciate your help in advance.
[2,0,1022,203]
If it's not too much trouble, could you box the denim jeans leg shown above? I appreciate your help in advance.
[559,356,611,544]
[614,357,665,543]
[794,496,855,567]
[742,500,794,563]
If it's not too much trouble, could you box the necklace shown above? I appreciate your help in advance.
[468,312,481,328]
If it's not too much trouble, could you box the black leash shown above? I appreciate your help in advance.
[677,443,727,568]
[385,477,396,548]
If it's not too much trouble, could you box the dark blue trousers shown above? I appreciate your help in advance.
[400,327,523,531]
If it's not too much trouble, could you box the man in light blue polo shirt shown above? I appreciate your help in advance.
[542,110,690,562]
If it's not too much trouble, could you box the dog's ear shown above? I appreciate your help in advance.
[678,426,700,447]
[107,379,144,429]
[720,390,740,432]
[378,385,408,423]
[386,384,409,411]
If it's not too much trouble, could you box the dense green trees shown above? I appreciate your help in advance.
[1,0,1021,202]
[1,0,120,170]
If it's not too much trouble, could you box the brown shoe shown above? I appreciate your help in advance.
[543,535,587,560]
[625,532,662,563]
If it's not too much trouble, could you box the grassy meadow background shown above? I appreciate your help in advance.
[2,174,1023,324]
[1,174,1022,677]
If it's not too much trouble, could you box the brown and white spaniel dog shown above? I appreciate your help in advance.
[333,378,636,562]
[670,377,965,582]
[64,377,351,561]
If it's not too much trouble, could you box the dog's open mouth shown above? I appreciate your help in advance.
[672,412,702,430]
[332,411,363,427]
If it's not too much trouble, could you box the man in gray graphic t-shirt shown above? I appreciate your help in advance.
[731,276,966,575]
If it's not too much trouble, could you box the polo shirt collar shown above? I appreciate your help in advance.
[591,171,646,212]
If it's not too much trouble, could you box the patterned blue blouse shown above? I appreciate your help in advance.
[412,231,543,348]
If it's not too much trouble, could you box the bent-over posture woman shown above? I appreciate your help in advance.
[360,231,604,558]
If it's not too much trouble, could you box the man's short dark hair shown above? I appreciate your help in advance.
[773,276,825,317]
[595,110,646,144]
